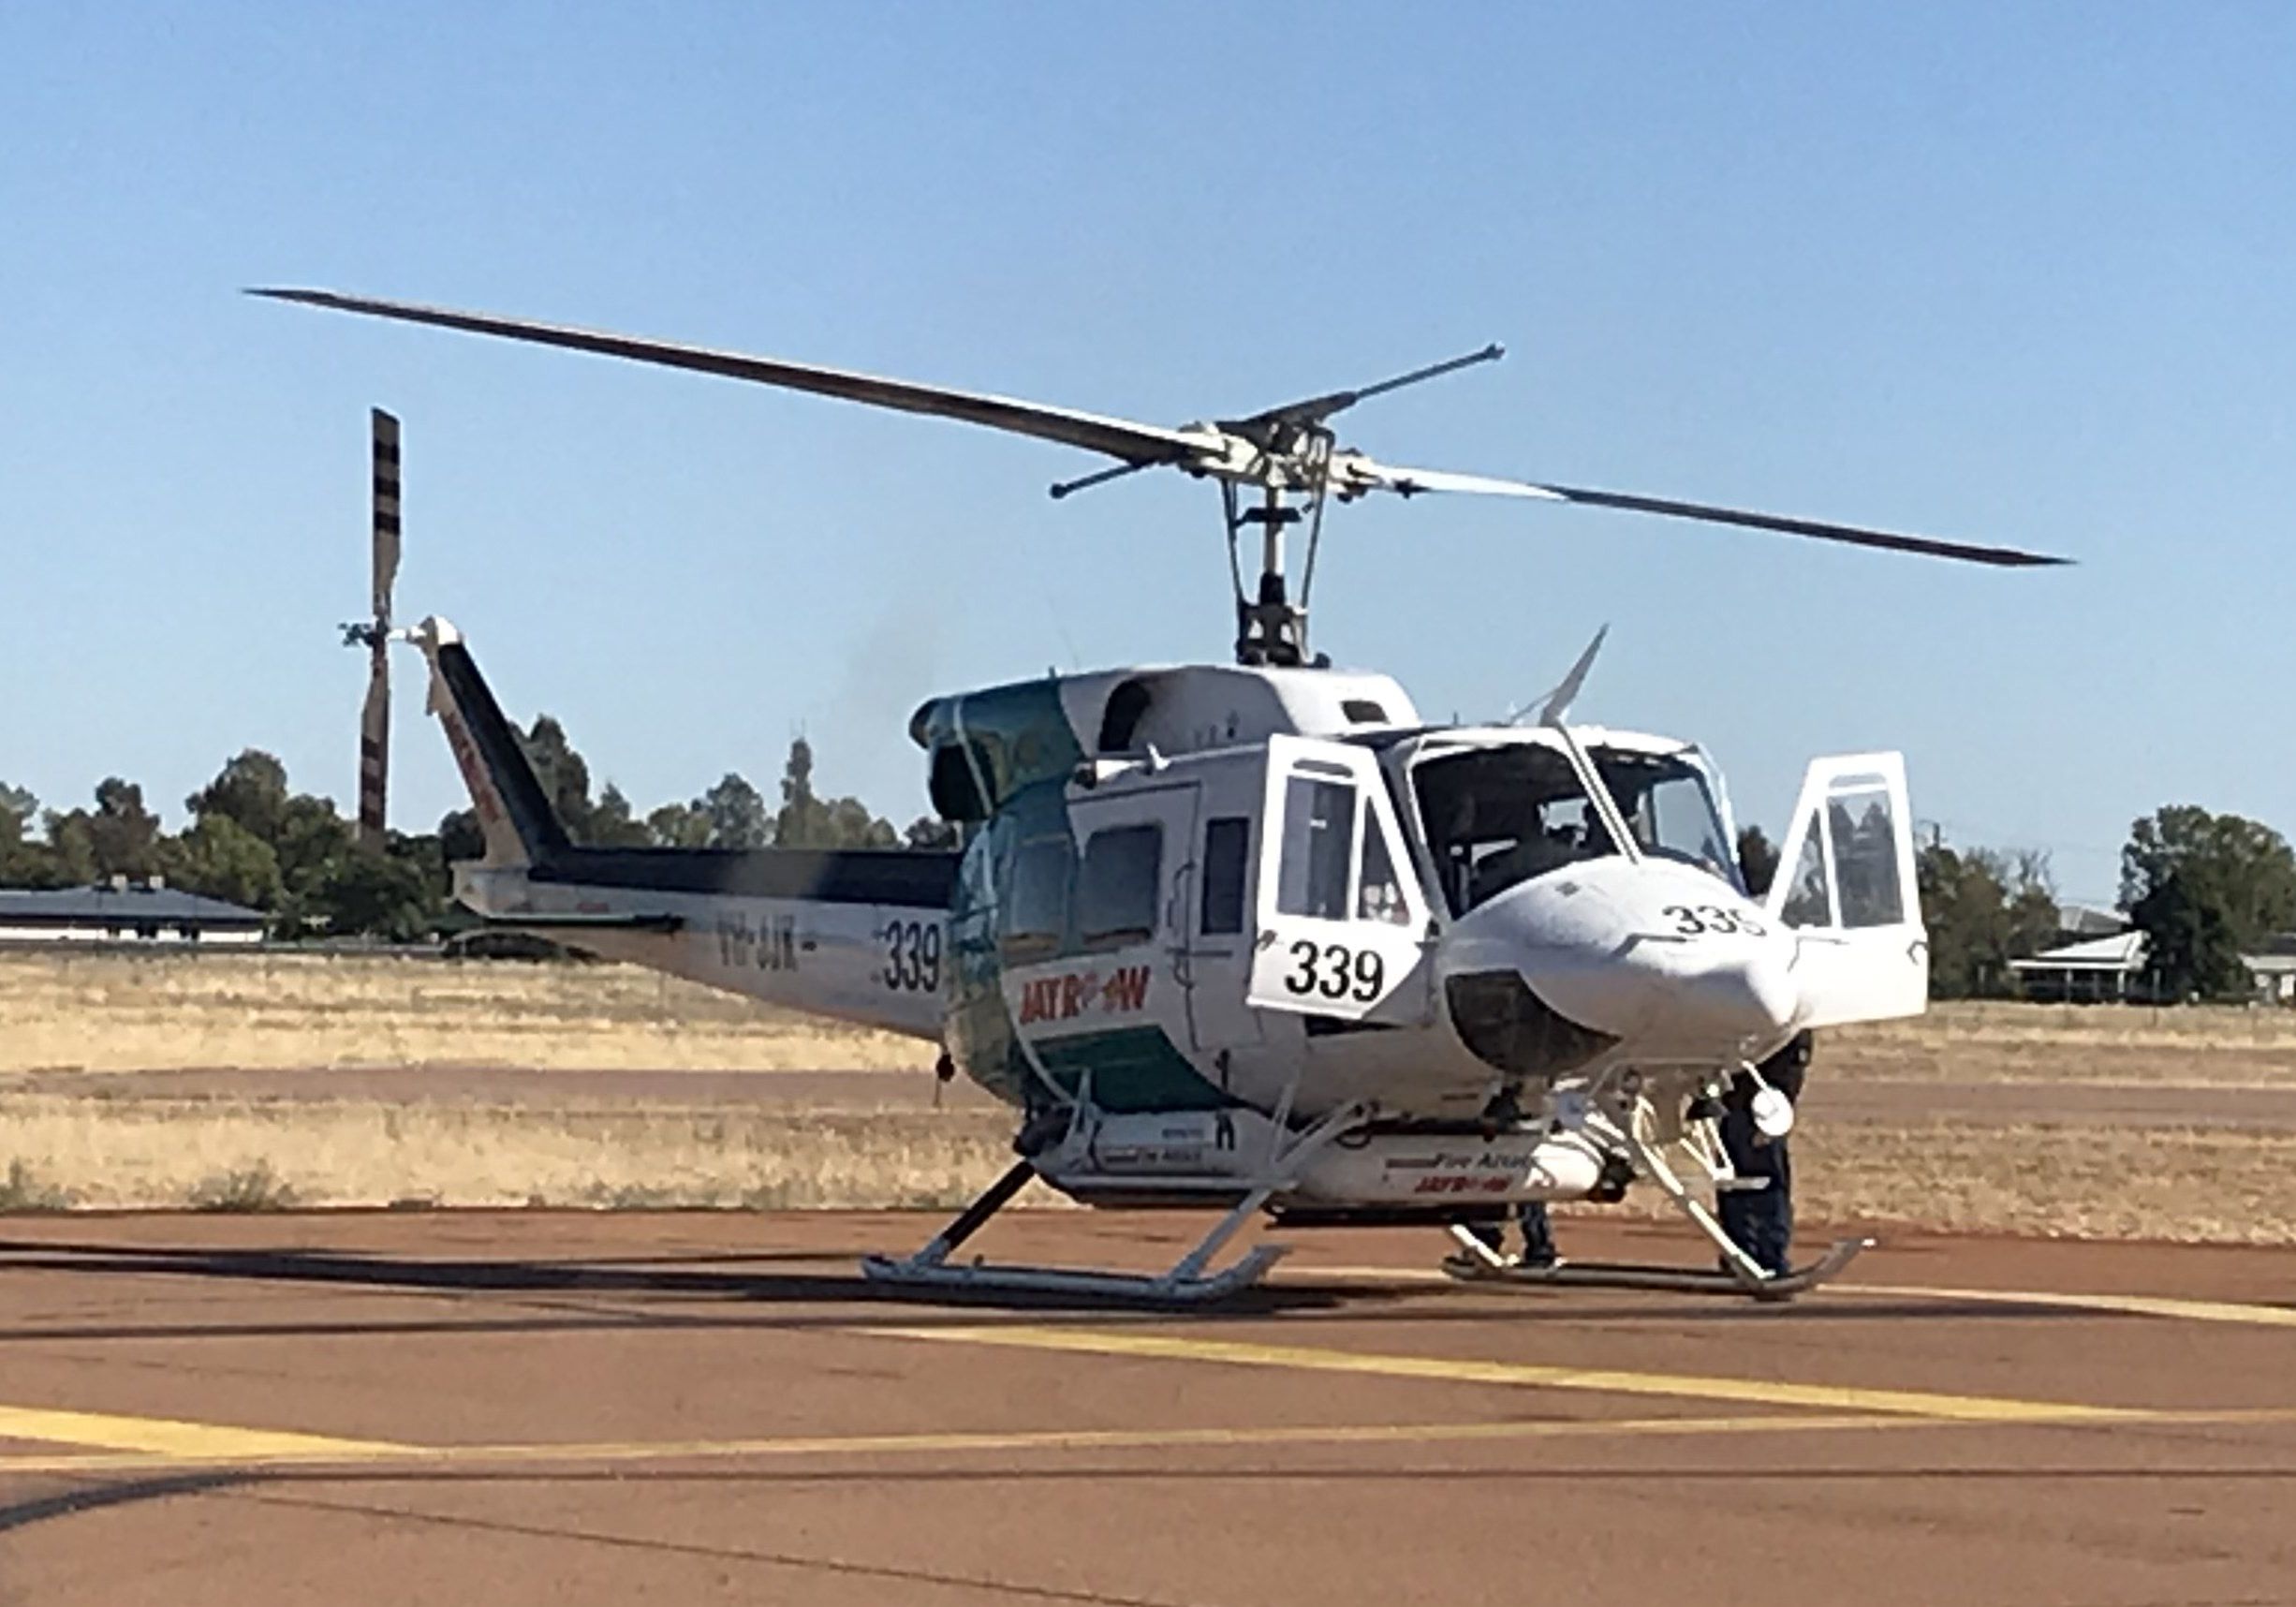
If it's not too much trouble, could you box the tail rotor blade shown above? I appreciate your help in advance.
[360,648,390,848]
[372,408,401,627]
[361,407,401,849]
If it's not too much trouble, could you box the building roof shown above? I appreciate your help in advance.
[2009,929,2296,979]
[2009,932,2148,972]
[0,885,267,925]
[2054,903,2129,939]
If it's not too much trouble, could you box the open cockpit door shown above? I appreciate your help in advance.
[1247,735,1432,1022]
[1765,752,1928,1026]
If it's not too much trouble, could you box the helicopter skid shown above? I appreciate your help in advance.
[1439,1230,1873,1303]
[861,1243,1289,1305]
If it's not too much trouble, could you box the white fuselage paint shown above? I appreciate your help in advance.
[454,867,947,1040]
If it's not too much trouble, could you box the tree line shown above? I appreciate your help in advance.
[1737,804,2296,1004]
[8,728,2293,1001]
[0,714,953,942]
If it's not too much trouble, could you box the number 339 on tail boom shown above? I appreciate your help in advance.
[265,286,2067,1305]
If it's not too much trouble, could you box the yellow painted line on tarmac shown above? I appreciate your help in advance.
[1842,1284,2296,1330]
[7,1404,2296,1480]
[0,1403,409,1460]
[1309,1263,2296,1331]
[871,1325,2139,1423]
[0,1410,1986,1478]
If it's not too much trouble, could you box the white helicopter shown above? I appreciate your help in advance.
[265,287,2065,1304]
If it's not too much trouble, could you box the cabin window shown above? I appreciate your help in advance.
[1076,824,1163,949]
[1341,699,1389,725]
[1200,817,1249,936]
[1000,834,1072,957]
[1276,774,1356,921]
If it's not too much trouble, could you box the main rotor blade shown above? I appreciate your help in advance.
[1332,455,1567,501]
[1334,453,2069,568]
[1234,344,1506,433]
[253,288,1211,469]
[1526,480,2071,568]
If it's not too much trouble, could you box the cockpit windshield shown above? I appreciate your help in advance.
[1411,738,1739,916]
[1593,746,1741,890]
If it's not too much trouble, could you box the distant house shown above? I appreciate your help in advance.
[0,880,266,946]
[2010,929,2296,1006]
[2009,931,2151,1003]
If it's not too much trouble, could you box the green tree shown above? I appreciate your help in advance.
[0,783,35,839]
[272,793,357,932]
[586,783,655,848]
[0,783,59,885]
[437,807,485,864]
[185,751,291,845]
[1918,840,2058,998]
[700,773,773,848]
[159,814,285,909]
[773,738,897,849]
[85,778,163,879]
[2121,806,2296,1002]
[774,737,832,848]
[313,848,438,942]
[646,801,712,848]
[42,810,99,886]
[520,715,597,839]
[904,816,959,851]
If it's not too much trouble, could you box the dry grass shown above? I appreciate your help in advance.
[4,1089,2290,1243]
[1826,1000,2296,1087]
[0,1095,1019,1211]
[1564,1122,2296,1246]
[1792,1121,2296,1244]
[0,951,927,1075]
[7,952,2296,1241]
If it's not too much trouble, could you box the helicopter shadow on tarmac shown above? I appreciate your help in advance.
[0,1231,2104,1346]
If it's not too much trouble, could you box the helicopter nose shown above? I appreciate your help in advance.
[1445,862,1801,1057]
[1658,939,1800,1046]
[1523,918,1799,1053]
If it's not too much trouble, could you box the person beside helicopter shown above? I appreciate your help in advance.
[1717,1029,1813,1276]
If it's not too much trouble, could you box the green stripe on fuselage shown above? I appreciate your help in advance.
[1030,1026,1232,1113]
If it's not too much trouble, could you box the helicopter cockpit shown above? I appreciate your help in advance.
[1406,732,1740,917]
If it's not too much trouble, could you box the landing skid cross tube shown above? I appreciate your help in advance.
[859,1102,1372,1305]
[1443,1088,1872,1303]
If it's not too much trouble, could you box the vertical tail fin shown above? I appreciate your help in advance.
[412,617,569,867]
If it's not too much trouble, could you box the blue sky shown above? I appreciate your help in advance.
[5,6,2290,904]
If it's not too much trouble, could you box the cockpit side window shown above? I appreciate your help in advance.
[1412,745,1611,917]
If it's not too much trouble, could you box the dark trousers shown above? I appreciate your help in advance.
[1464,1201,1557,1264]
[1716,1106,1793,1275]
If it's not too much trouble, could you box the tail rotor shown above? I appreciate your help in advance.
[346,407,401,849]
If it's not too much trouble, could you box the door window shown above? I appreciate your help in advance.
[1276,774,1355,920]
[1357,807,1410,925]
[1076,823,1163,949]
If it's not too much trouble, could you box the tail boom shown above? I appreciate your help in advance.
[419,617,956,1039]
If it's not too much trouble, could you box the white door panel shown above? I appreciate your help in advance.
[1247,735,1432,1022]
[1765,751,1927,1026]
